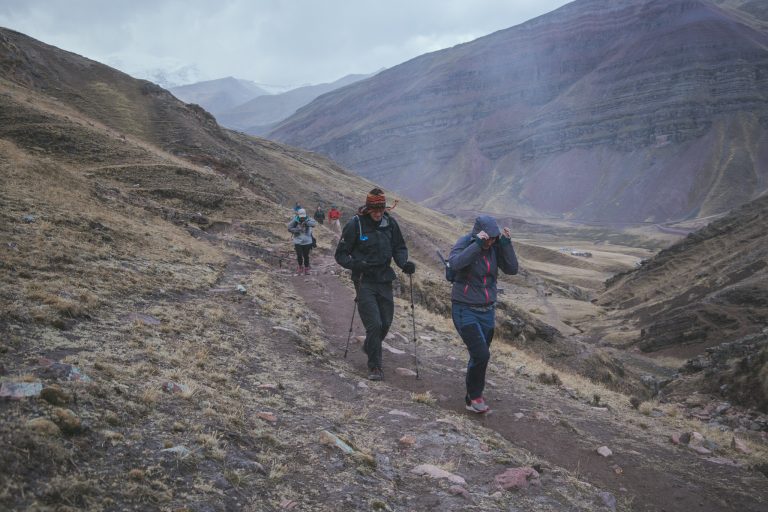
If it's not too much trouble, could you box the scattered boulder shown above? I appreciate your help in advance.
[596,446,613,457]
[0,380,42,399]
[398,435,416,447]
[731,437,751,454]
[494,466,541,491]
[411,464,466,485]
[37,358,91,382]
[395,368,417,377]
[382,342,405,354]
[690,445,712,455]
[448,485,471,499]
[319,430,354,455]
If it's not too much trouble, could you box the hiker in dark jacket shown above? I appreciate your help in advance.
[314,206,325,224]
[448,215,518,413]
[335,188,415,381]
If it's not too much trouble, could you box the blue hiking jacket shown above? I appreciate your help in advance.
[448,215,518,306]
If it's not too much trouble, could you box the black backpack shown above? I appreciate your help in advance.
[436,251,457,282]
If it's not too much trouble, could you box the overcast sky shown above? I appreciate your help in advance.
[0,0,571,88]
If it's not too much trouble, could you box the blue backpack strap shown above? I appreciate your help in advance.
[356,215,368,241]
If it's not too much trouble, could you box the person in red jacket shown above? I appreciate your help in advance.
[328,205,342,234]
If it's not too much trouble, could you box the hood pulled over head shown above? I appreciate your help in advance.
[471,215,501,238]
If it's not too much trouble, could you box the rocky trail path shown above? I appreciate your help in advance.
[288,252,768,512]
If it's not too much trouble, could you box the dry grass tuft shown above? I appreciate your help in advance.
[411,391,436,405]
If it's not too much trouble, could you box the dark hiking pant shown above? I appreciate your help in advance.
[294,243,311,267]
[357,281,394,371]
[452,303,495,401]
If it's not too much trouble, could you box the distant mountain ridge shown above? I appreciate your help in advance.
[270,0,768,224]
[216,73,372,136]
[169,77,270,117]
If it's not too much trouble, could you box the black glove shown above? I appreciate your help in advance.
[402,261,416,274]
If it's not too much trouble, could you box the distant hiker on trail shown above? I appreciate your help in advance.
[328,205,342,234]
[287,208,317,275]
[448,215,518,413]
[335,188,416,381]
[314,206,326,224]
[293,202,302,213]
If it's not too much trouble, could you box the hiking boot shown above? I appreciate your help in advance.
[466,397,490,414]
[368,367,383,381]
[304,265,311,275]
[296,265,304,275]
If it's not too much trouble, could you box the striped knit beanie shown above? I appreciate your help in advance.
[365,188,387,209]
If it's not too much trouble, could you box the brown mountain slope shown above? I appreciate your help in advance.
[596,193,768,354]
[592,193,768,411]
[270,0,768,223]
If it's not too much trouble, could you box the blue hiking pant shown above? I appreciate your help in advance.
[452,302,495,401]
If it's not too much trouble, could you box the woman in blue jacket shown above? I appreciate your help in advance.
[448,215,518,413]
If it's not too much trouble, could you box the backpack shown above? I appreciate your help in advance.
[436,251,457,282]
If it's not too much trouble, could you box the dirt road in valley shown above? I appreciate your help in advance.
[291,253,768,512]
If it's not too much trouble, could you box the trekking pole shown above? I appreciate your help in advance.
[343,280,360,358]
[409,273,420,379]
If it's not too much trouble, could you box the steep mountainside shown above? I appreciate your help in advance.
[169,76,269,117]
[217,73,371,136]
[270,0,768,224]
[597,193,768,354]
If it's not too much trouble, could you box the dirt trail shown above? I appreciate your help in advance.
[292,253,768,512]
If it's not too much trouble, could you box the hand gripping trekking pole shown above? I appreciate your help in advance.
[409,273,420,379]
[344,279,360,359]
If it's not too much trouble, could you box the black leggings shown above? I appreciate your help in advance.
[294,244,311,266]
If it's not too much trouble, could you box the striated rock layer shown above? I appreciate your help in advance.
[270,0,768,223]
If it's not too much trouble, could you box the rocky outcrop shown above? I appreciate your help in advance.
[270,0,768,223]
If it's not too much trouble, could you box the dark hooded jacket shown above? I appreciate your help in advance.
[335,212,409,283]
[448,215,518,306]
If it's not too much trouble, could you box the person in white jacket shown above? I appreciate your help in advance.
[287,208,317,275]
